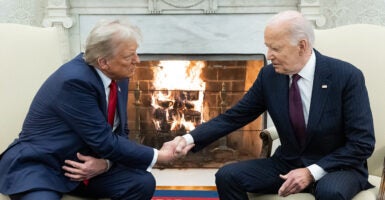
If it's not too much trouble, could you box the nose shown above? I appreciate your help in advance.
[133,53,140,64]
[266,48,274,61]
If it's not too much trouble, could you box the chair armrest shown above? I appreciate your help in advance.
[378,157,385,200]
[259,127,279,158]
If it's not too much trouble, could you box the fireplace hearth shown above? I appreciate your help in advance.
[127,54,266,168]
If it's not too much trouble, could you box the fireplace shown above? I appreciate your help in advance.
[43,0,326,176]
[126,54,266,168]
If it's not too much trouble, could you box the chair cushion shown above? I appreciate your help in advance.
[352,175,380,200]
[248,192,314,200]
[247,175,380,200]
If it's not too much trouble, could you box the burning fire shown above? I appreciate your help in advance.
[151,60,206,133]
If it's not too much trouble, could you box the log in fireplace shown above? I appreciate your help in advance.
[127,54,267,168]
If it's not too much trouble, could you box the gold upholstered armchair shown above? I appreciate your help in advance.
[248,24,385,200]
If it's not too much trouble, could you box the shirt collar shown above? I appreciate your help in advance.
[297,50,316,81]
[95,67,112,90]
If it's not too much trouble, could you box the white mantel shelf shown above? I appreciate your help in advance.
[44,0,326,58]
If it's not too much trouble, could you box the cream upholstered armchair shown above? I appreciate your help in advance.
[0,24,108,200]
[248,24,385,200]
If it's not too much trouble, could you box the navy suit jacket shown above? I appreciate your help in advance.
[0,53,154,194]
[190,50,375,186]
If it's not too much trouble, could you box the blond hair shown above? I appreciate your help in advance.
[83,19,142,67]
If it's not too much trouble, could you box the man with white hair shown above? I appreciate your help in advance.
[174,10,375,199]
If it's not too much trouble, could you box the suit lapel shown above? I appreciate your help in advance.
[88,64,108,117]
[306,51,332,144]
[275,75,290,119]
[87,60,125,133]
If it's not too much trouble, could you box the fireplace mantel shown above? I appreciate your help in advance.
[43,0,326,60]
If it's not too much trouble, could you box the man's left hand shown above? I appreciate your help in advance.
[62,152,108,181]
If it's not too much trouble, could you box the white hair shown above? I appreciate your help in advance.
[268,10,315,48]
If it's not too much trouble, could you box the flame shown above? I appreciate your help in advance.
[151,60,206,132]
[152,61,205,90]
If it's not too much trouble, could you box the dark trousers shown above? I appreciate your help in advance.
[10,164,155,200]
[215,157,367,200]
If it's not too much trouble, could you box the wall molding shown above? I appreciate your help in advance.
[42,0,73,61]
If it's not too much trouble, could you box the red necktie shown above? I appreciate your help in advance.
[107,80,117,127]
[289,74,306,146]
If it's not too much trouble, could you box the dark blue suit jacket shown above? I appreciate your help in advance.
[0,53,154,194]
[190,50,375,186]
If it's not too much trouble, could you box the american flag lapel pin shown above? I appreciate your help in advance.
[322,84,328,89]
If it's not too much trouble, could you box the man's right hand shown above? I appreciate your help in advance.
[174,136,192,156]
[157,136,194,163]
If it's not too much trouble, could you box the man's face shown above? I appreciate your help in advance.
[102,39,140,80]
[264,25,304,75]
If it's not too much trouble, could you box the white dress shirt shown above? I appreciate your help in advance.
[294,51,327,181]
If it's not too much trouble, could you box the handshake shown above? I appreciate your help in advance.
[156,136,195,164]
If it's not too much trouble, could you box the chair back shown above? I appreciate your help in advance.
[314,24,385,177]
[0,23,64,153]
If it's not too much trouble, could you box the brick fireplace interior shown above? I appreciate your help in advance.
[126,54,266,168]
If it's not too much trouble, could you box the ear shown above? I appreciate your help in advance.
[298,39,308,56]
[97,57,109,70]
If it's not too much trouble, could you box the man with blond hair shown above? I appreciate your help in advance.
[0,19,190,200]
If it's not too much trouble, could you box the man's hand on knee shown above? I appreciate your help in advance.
[278,168,314,197]
[62,152,109,181]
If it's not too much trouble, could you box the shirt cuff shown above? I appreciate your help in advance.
[182,134,194,145]
[104,159,112,172]
[147,148,158,172]
[307,164,327,181]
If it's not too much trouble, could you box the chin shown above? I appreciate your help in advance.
[273,68,282,74]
